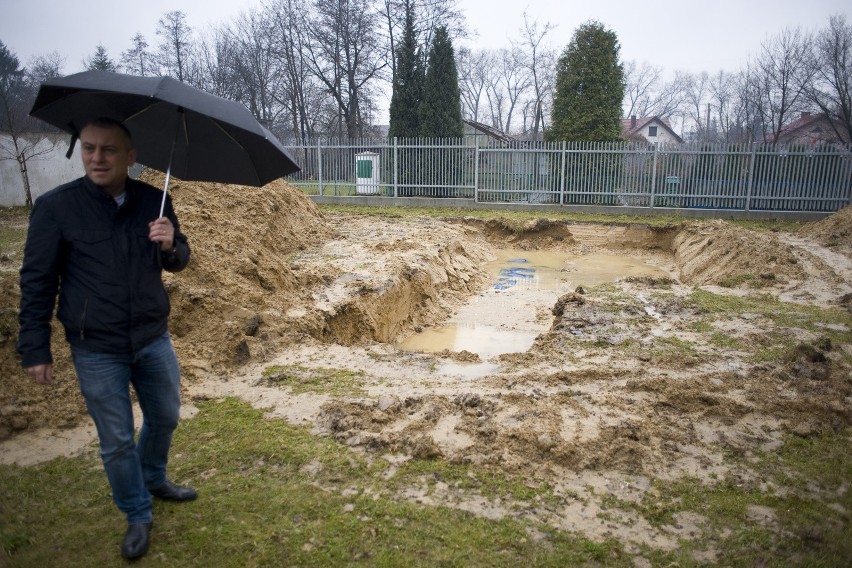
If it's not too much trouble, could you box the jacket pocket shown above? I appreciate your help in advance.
[134,227,162,268]
[67,229,113,268]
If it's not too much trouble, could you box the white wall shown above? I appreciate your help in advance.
[0,134,84,207]
[643,122,681,144]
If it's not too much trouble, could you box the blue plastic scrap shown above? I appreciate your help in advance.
[499,267,535,279]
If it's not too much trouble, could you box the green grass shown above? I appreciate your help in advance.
[313,202,729,229]
[688,289,852,363]
[597,429,852,566]
[0,398,634,567]
[309,197,808,233]
[0,207,28,256]
[3,398,850,566]
[261,364,368,397]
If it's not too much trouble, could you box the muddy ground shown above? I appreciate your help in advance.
[1,173,850,556]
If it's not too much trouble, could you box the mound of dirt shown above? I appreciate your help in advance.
[798,205,852,257]
[0,172,334,439]
[479,218,576,249]
[672,220,805,286]
[138,170,334,375]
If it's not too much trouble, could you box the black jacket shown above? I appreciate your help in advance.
[17,176,190,368]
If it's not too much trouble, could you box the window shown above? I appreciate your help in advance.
[648,126,658,137]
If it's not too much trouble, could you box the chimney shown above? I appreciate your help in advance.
[631,115,637,128]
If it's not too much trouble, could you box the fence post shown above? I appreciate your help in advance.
[745,142,756,211]
[393,137,399,198]
[559,141,567,205]
[317,140,323,195]
[473,141,480,203]
[649,143,658,208]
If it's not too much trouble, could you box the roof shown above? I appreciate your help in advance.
[463,119,520,144]
[621,116,683,143]
[771,112,849,144]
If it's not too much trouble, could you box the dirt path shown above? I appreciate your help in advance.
[1,182,850,555]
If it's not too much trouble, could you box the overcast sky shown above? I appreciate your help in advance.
[1,0,850,103]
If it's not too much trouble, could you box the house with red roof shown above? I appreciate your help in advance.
[769,112,849,145]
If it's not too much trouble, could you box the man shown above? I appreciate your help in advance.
[17,117,196,560]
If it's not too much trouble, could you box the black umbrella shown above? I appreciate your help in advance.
[30,70,300,215]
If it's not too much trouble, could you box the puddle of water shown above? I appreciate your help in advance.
[564,255,668,287]
[486,250,570,292]
[401,323,539,359]
[398,249,669,359]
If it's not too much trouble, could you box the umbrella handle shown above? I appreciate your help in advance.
[159,166,172,218]
[158,114,182,218]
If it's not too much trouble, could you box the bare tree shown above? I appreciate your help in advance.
[227,8,286,129]
[622,60,688,126]
[681,71,713,141]
[156,10,195,83]
[26,51,65,87]
[1,42,57,207]
[477,51,506,130]
[305,0,386,138]
[808,14,852,142]
[746,27,816,143]
[378,0,466,82]
[494,48,530,133]
[121,33,156,76]
[267,0,322,142]
[194,25,242,100]
[457,47,491,123]
[512,12,556,140]
[707,69,750,143]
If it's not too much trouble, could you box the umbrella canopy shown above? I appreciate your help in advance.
[30,70,300,188]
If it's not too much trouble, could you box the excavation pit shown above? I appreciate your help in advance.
[2,177,850,556]
[398,248,670,359]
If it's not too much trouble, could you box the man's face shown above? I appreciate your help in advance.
[80,124,136,196]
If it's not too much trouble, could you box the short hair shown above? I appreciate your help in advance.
[81,117,134,149]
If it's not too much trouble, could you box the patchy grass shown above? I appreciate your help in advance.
[688,289,852,363]
[318,203,684,228]
[648,335,703,364]
[0,398,631,567]
[598,430,852,566]
[261,364,368,397]
[2,398,849,566]
[0,207,28,258]
[314,203,808,233]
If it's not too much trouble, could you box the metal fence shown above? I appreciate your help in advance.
[282,139,852,213]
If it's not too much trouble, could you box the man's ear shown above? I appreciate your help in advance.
[127,148,137,167]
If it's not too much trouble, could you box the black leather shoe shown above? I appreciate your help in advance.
[149,480,198,502]
[121,522,152,560]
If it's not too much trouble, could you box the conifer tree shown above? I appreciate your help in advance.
[84,44,118,72]
[419,26,463,139]
[388,4,423,140]
[548,21,624,142]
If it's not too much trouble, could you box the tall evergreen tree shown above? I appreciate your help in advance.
[548,21,624,142]
[0,41,25,132]
[419,26,463,138]
[84,44,117,72]
[388,3,423,139]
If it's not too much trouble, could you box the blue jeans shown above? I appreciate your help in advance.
[72,332,181,524]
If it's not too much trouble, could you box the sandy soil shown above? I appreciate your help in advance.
[1,174,850,555]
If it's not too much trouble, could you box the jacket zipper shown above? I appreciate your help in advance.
[80,298,89,340]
